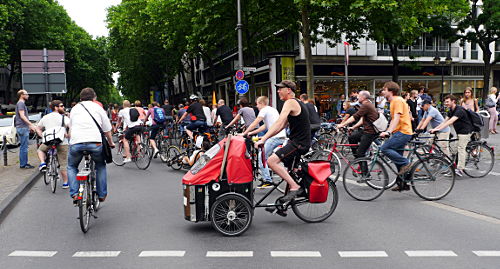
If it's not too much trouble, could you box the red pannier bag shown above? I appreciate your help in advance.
[307,161,331,203]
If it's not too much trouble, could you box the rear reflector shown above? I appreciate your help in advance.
[76,175,88,181]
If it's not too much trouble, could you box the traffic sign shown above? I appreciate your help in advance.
[242,67,257,72]
[235,80,249,94]
[22,73,67,94]
[235,70,244,80]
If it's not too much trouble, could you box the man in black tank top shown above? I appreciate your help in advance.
[254,80,311,204]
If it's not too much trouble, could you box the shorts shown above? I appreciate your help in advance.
[125,126,143,140]
[38,143,69,170]
[186,120,207,132]
[150,124,165,140]
[275,141,309,168]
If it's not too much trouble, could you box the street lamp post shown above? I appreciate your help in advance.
[434,52,453,104]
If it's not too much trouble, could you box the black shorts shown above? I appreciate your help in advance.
[275,141,309,168]
[125,126,142,141]
[149,124,165,140]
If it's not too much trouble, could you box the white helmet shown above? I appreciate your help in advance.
[189,94,199,100]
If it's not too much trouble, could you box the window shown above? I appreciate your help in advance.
[425,34,435,51]
[411,36,423,51]
[471,41,478,60]
[438,37,449,51]
[495,40,500,52]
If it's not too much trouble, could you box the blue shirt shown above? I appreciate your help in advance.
[423,106,450,133]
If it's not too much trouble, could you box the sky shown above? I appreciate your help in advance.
[57,0,122,37]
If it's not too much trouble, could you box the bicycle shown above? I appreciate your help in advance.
[42,140,61,193]
[343,135,455,201]
[111,130,152,170]
[75,151,100,233]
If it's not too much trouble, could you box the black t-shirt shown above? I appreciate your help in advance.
[407,99,418,118]
[305,102,321,125]
[448,106,473,134]
[216,105,234,125]
[161,104,173,116]
[186,102,206,121]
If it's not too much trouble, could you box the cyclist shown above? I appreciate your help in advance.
[36,100,70,188]
[226,97,256,131]
[415,99,450,157]
[145,101,166,158]
[176,103,190,133]
[115,100,143,163]
[430,94,473,177]
[177,95,207,140]
[254,80,311,202]
[378,82,413,191]
[214,99,234,127]
[336,90,379,160]
[134,100,147,121]
[299,93,321,138]
[242,96,286,188]
[67,88,114,203]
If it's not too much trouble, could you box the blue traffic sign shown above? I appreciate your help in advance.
[235,80,249,94]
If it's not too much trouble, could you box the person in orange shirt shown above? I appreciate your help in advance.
[379,81,413,191]
[134,100,147,121]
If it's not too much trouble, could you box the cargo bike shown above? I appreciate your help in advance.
[182,135,339,236]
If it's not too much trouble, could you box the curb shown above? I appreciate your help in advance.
[0,171,41,225]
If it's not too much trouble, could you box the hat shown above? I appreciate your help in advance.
[422,100,432,105]
[275,80,296,91]
[189,94,199,100]
[178,104,184,108]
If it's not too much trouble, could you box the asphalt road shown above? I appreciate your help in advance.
[1,156,499,269]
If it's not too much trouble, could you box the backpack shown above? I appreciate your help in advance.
[464,109,484,133]
[129,108,140,122]
[485,97,496,108]
[371,112,388,133]
[153,107,166,124]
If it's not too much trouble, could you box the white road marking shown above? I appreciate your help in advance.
[206,251,253,257]
[338,251,388,258]
[422,201,500,225]
[270,251,321,257]
[139,251,186,257]
[8,251,57,257]
[473,251,500,257]
[72,251,121,257]
[405,250,457,257]
[489,172,500,176]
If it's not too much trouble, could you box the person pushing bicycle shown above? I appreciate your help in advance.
[254,80,311,203]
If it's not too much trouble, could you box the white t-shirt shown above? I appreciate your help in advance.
[69,101,112,145]
[258,106,286,138]
[38,112,70,145]
[118,107,142,129]
[203,106,213,127]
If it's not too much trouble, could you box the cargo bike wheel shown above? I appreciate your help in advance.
[292,179,338,223]
[210,193,253,236]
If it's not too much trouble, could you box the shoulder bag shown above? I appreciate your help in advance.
[80,103,113,164]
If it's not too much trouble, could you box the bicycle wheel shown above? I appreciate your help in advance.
[342,158,388,201]
[135,143,152,170]
[292,179,338,223]
[158,138,170,162]
[49,156,58,193]
[411,156,455,201]
[43,170,49,185]
[313,133,335,150]
[112,142,125,166]
[210,193,253,236]
[463,142,494,178]
[167,145,182,170]
[78,181,91,233]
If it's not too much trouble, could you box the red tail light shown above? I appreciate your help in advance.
[77,175,88,181]
[163,135,169,139]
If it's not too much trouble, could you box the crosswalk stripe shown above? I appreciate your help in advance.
[338,251,388,258]
[8,251,57,257]
[206,251,253,257]
[473,251,500,257]
[73,251,121,257]
[139,251,185,257]
[405,250,457,257]
[270,251,321,257]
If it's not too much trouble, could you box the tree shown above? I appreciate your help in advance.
[456,0,500,100]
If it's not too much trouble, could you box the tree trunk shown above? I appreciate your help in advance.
[300,0,314,99]
[389,44,399,82]
[481,48,492,102]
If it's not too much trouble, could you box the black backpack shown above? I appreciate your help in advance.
[464,109,484,133]
[129,108,140,122]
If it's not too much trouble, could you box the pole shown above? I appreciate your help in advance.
[441,64,444,103]
[43,48,50,110]
[236,0,244,70]
[2,136,7,166]
[344,42,349,99]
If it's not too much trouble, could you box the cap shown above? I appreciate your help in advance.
[422,100,432,105]
[275,80,296,91]
[189,94,199,100]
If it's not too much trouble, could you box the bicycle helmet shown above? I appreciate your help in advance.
[189,94,199,100]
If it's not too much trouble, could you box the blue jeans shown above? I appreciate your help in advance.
[380,131,412,170]
[17,127,30,167]
[67,143,107,198]
[259,136,285,182]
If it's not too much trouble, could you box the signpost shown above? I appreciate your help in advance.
[235,80,249,94]
[242,67,257,72]
[235,69,245,81]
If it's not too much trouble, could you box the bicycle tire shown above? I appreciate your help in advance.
[211,193,253,236]
[342,158,388,201]
[316,133,335,150]
[135,143,152,170]
[463,142,494,178]
[158,138,170,162]
[91,179,100,212]
[112,142,125,166]
[50,156,58,193]
[78,181,91,233]
[43,169,49,185]
[167,145,183,170]
[292,179,338,223]
[411,156,455,201]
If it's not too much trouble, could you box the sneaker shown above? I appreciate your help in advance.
[98,195,107,202]
[21,164,35,169]
[257,181,273,189]
[72,196,79,205]
[398,164,412,175]
[279,188,304,203]
[153,149,159,159]
[455,169,464,177]
[62,183,69,189]
[123,158,132,163]
[38,163,47,172]
[265,207,287,217]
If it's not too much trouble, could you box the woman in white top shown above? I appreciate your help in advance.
[488,87,499,134]
[200,99,213,127]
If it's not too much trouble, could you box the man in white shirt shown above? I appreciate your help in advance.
[36,100,70,188]
[115,100,143,163]
[68,88,114,203]
[242,96,286,188]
